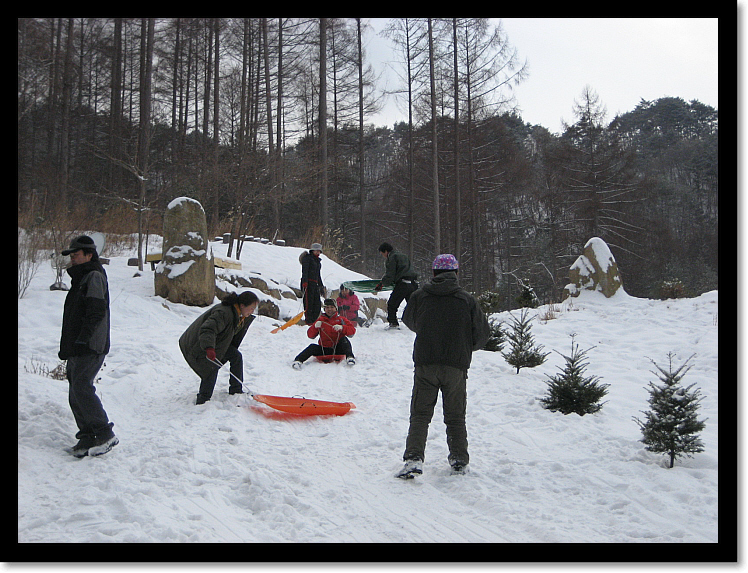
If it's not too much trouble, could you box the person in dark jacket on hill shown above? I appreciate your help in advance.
[374,242,418,329]
[292,299,356,368]
[58,235,118,458]
[396,254,490,479]
[179,291,259,405]
[300,243,325,325]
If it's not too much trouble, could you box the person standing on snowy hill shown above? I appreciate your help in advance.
[336,284,364,327]
[373,242,418,329]
[300,243,325,325]
[179,291,259,405]
[292,299,356,368]
[395,254,490,479]
[58,235,118,458]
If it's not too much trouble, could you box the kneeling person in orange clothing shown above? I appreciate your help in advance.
[292,299,357,368]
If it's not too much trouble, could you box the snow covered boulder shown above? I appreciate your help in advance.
[563,237,624,299]
[154,197,216,306]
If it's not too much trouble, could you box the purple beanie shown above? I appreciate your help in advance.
[432,254,459,270]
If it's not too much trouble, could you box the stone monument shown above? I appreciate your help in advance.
[154,197,215,306]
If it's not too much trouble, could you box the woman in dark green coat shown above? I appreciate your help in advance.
[179,291,259,404]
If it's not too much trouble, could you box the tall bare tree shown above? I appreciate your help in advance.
[136,18,155,270]
[319,18,329,238]
[428,18,440,254]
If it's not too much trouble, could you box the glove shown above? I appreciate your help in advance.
[340,305,349,311]
[374,282,383,292]
[333,324,343,332]
[315,321,323,329]
[206,347,217,362]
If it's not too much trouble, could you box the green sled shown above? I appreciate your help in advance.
[341,279,393,293]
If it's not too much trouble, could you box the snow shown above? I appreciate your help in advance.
[585,236,615,273]
[18,237,721,548]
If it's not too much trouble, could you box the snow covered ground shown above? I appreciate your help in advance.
[18,237,723,551]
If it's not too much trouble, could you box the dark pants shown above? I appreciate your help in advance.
[403,364,469,466]
[67,353,114,441]
[198,345,244,400]
[387,280,418,325]
[303,281,322,324]
[295,337,354,363]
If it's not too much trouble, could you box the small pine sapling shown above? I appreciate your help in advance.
[501,309,549,373]
[540,335,609,415]
[633,353,706,468]
[516,285,539,308]
[483,318,505,352]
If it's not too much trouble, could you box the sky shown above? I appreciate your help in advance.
[365,18,719,134]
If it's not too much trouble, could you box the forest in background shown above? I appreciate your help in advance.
[17,18,718,308]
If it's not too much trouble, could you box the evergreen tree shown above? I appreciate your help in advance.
[483,318,505,352]
[633,353,706,468]
[516,285,539,308]
[502,309,549,373]
[540,335,609,415]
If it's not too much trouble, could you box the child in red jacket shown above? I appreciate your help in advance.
[292,299,356,368]
[336,285,365,326]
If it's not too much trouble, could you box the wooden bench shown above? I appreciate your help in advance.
[214,256,242,270]
[129,253,241,271]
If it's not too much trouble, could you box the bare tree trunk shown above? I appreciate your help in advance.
[110,18,123,192]
[213,18,220,148]
[453,18,461,260]
[428,18,440,254]
[59,18,74,210]
[406,19,415,263]
[464,26,480,292]
[356,18,366,269]
[319,18,328,238]
[275,18,284,236]
[137,18,155,271]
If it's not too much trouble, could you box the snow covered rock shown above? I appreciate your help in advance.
[563,237,624,299]
[154,197,216,306]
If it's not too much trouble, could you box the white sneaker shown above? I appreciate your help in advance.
[346,357,356,366]
[384,323,400,330]
[450,462,469,475]
[88,435,119,457]
[292,361,302,370]
[395,459,423,479]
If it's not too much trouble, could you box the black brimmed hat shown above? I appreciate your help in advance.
[61,235,97,256]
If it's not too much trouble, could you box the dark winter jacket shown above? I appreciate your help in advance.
[401,271,490,370]
[380,249,417,287]
[336,292,361,322]
[307,312,356,349]
[179,303,254,379]
[300,250,324,292]
[59,260,110,360]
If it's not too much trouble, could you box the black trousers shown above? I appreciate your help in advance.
[303,281,322,324]
[295,337,354,363]
[387,280,418,325]
[403,364,469,466]
[198,345,244,399]
[67,353,114,440]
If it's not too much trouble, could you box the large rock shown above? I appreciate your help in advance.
[154,197,215,306]
[563,237,624,299]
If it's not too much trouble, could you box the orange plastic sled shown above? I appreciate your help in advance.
[314,354,346,363]
[271,311,305,334]
[252,394,355,416]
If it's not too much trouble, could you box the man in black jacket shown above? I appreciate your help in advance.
[300,243,325,325]
[397,254,490,478]
[374,242,418,329]
[58,236,118,458]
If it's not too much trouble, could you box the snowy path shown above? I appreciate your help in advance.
[18,244,719,545]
